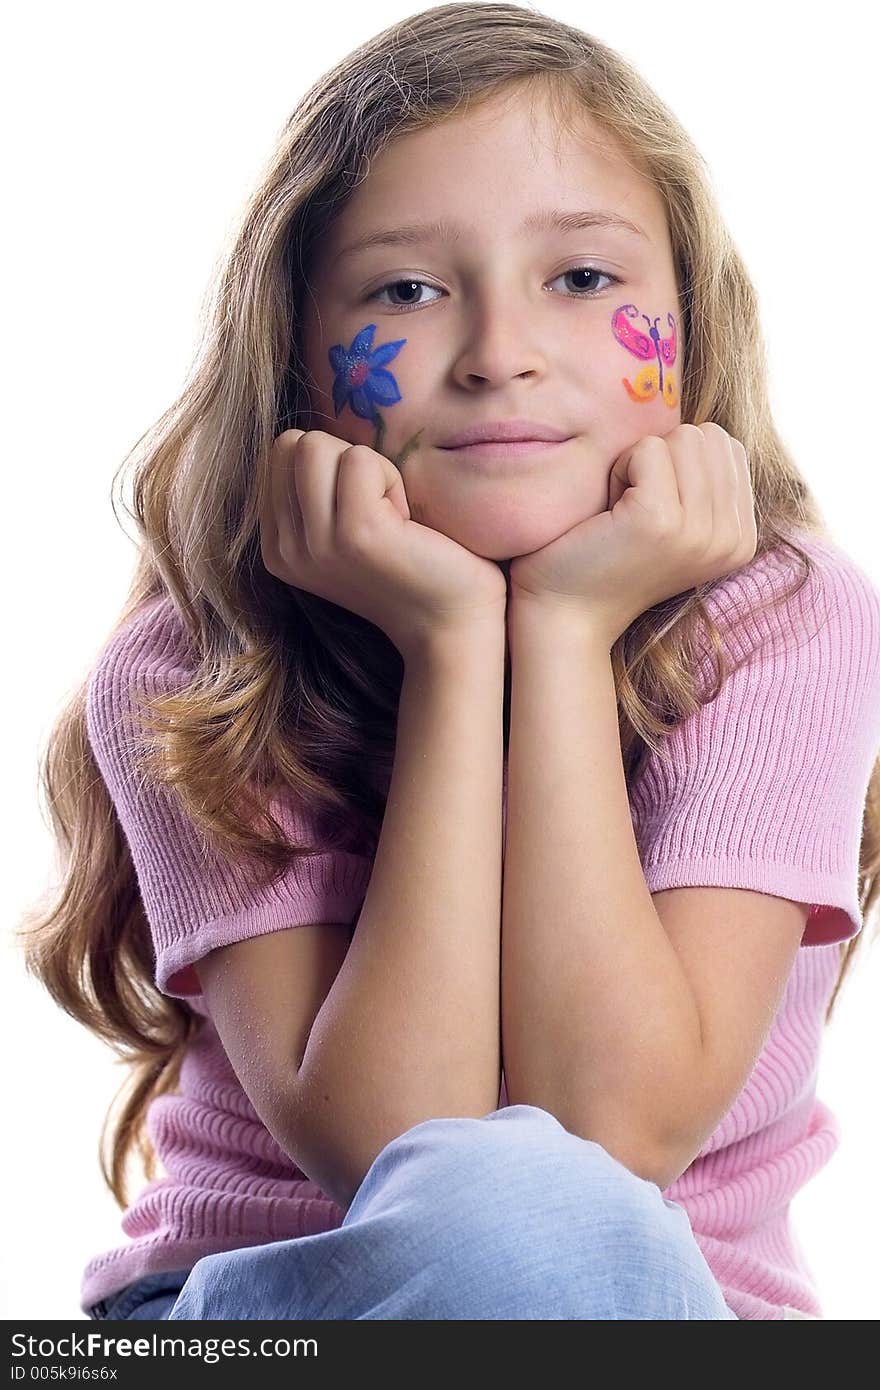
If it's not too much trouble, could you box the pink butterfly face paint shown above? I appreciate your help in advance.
[611,304,679,407]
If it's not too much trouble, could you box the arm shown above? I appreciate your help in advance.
[285,619,506,1209]
[501,598,703,1184]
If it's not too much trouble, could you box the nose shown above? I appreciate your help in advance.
[450,284,548,388]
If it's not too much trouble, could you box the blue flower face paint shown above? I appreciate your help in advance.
[328,321,425,470]
[329,322,405,420]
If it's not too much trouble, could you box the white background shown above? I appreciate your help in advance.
[3,0,878,1320]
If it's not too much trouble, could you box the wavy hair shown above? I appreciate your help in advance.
[17,2,878,1212]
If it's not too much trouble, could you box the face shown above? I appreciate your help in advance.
[299,84,683,563]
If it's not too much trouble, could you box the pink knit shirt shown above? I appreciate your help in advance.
[80,532,880,1320]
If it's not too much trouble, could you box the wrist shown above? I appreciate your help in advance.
[403,609,507,670]
[507,591,618,655]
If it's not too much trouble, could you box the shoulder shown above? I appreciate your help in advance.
[85,593,198,747]
[87,595,196,701]
[700,530,880,682]
[630,533,880,947]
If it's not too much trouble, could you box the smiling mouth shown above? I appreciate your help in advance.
[439,438,572,460]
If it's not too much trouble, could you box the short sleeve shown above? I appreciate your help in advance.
[86,597,373,999]
[628,538,880,947]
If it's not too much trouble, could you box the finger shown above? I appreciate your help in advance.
[668,423,715,537]
[336,444,409,537]
[606,437,663,509]
[699,422,749,552]
[268,433,305,564]
[291,429,345,556]
[697,422,750,558]
[263,429,305,567]
[730,438,758,556]
[259,453,278,562]
[701,421,739,541]
[621,434,683,524]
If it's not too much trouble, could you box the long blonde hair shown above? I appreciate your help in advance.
[17,2,878,1213]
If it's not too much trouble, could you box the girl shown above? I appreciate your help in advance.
[19,3,880,1322]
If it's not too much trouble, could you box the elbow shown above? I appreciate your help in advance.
[607,1129,701,1193]
[559,1111,694,1193]
[277,1110,371,1213]
[601,1133,678,1191]
[269,1078,369,1214]
[637,1140,695,1193]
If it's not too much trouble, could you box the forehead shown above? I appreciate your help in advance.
[322,84,668,256]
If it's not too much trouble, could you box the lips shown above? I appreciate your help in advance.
[440,418,572,448]
[439,438,570,470]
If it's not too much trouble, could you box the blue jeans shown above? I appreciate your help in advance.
[89,1269,192,1321]
[90,1105,737,1320]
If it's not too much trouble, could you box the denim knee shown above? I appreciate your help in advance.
[344,1103,730,1319]
[346,1102,671,1256]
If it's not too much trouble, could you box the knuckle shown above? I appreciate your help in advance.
[340,443,373,464]
[272,428,306,459]
[295,429,325,456]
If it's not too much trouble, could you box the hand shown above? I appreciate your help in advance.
[507,422,758,646]
[260,429,508,662]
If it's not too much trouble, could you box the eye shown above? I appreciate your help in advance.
[368,279,444,312]
[548,266,619,297]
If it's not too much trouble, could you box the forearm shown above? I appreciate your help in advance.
[293,620,505,1207]
[501,599,702,1180]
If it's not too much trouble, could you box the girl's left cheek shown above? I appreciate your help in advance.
[611,302,680,412]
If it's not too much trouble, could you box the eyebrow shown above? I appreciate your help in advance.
[332,208,649,264]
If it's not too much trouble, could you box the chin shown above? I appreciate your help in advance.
[417,504,578,562]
